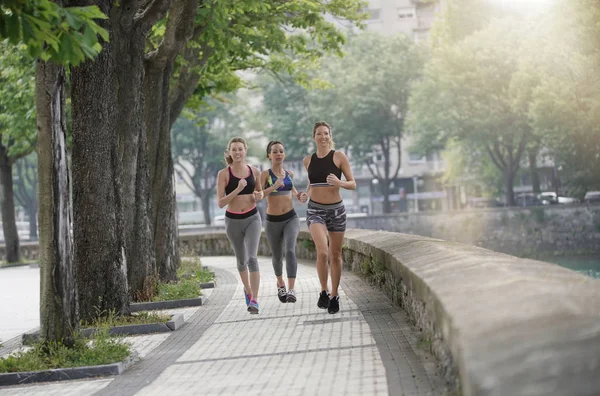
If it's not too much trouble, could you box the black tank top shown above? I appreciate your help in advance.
[307,150,342,186]
[225,165,255,195]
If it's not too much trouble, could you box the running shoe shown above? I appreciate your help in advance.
[277,285,288,303]
[317,290,330,309]
[244,289,251,308]
[328,295,340,314]
[248,299,259,314]
[286,289,297,303]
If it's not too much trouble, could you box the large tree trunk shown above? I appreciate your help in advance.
[71,0,129,322]
[36,60,78,345]
[112,6,157,301]
[144,0,197,281]
[528,149,541,194]
[145,63,179,282]
[0,144,20,262]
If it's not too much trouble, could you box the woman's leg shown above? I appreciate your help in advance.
[225,217,252,300]
[283,216,300,291]
[328,231,345,298]
[245,213,262,301]
[265,220,285,287]
[309,222,329,292]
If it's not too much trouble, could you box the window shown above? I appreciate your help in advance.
[409,152,425,163]
[366,8,381,20]
[397,8,414,19]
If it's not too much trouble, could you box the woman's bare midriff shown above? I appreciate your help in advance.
[227,195,256,213]
[265,195,294,215]
[310,186,342,204]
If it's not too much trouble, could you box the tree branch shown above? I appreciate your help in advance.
[174,165,199,196]
[363,159,383,181]
[512,132,528,172]
[492,140,507,169]
[390,137,402,181]
[147,0,198,67]
[135,0,176,31]
[169,42,214,127]
[486,144,505,171]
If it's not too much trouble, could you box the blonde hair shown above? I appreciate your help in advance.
[313,121,335,149]
[224,137,248,165]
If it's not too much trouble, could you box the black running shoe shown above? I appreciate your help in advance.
[328,295,340,314]
[277,285,288,303]
[317,290,330,309]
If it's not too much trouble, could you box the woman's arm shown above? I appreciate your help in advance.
[252,167,265,201]
[327,151,356,190]
[217,169,243,208]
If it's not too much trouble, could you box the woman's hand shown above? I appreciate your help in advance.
[296,191,308,203]
[236,178,248,191]
[272,178,284,190]
[326,173,341,186]
[253,190,264,201]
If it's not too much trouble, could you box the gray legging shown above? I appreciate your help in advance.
[265,215,300,278]
[225,212,261,273]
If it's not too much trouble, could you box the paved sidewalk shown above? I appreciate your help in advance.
[0,256,445,396]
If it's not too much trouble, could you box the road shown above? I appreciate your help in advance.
[0,265,39,342]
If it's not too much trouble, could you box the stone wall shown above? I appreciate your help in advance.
[181,229,600,396]
[347,204,600,258]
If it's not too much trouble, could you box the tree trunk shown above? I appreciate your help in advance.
[504,167,516,206]
[381,180,392,213]
[201,192,211,225]
[528,149,541,194]
[35,60,78,345]
[27,199,38,241]
[71,0,129,322]
[0,145,20,262]
[144,0,198,282]
[145,63,179,282]
[112,6,156,301]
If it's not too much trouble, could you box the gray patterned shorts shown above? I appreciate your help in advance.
[306,200,346,232]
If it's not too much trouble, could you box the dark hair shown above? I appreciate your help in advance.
[224,137,247,165]
[312,121,335,149]
[266,140,284,159]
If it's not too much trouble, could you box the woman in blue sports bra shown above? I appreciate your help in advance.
[217,137,264,314]
[260,141,305,304]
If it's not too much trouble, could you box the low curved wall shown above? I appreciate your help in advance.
[180,229,600,396]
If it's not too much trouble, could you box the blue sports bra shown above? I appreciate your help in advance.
[264,169,293,196]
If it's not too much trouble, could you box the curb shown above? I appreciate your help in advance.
[130,296,204,312]
[22,313,185,345]
[199,281,215,289]
[0,352,139,386]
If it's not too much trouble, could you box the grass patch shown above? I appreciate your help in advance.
[82,311,171,329]
[150,257,214,302]
[0,329,130,374]
[178,258,214,283]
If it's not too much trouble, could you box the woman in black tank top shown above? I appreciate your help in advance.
[216,137,264,314]
[301,121,356,314]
